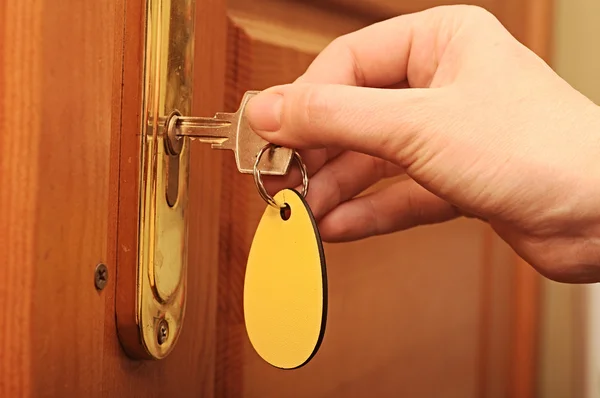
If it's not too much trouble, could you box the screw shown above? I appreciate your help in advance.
[157,319,169,345]
[94,263,108,290]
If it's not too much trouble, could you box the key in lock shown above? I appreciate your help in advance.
[164,91,293,176]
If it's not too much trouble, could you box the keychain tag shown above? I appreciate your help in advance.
[244,147,327,369]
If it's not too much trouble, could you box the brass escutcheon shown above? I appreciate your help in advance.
[115,0,194,360]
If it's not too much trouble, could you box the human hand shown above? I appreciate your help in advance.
[244,5,600,283]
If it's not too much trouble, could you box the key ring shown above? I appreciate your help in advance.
[253,143,308,209]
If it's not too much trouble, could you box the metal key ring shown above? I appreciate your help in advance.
[253,143,308,209]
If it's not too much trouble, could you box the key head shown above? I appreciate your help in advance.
[220,91,293,176]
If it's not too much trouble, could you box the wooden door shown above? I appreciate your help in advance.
[1,0,552,397]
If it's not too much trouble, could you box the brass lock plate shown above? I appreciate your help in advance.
[115,0,195,359]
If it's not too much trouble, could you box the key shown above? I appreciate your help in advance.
[165,91,293,176]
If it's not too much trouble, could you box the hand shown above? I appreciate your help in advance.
[244,5,600,283]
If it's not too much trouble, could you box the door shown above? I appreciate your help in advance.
[0,0,552,397]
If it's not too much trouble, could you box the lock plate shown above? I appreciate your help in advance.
[115,0,195,359]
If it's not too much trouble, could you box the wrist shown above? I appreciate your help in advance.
[499,102,600,283]
[543,103,600,282]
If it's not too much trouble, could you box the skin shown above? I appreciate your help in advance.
[244,5,600,283]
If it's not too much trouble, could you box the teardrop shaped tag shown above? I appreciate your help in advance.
[244,188,327,369]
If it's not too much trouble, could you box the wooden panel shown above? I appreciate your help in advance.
[310,0,498,20]
[0,2,38,396]
[0,0,117,396]
[479,233,516,398]
[497,0,554,61]
[229,0,367,42]
[309,0,554,66]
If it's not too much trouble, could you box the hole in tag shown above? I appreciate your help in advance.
[280,203,291,221]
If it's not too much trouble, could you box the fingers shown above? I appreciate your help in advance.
[318,178,460,242]
[293,7,453,88]
[246,83,450,165]
[304,151,402,219]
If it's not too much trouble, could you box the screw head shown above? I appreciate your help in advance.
[157,319,169,345]
[94,263,108,290]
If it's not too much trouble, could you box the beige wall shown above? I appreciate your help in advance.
[553,0,600,102]
[538,0,600,397]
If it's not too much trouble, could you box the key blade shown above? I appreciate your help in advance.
[214,112,237,122]
[174,116,235,149]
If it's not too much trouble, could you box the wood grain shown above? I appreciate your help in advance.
[112,0,143,359]
[308,0,497,20]
[478,232,516,398]
[0,0,116,396]
[0,2,39,396]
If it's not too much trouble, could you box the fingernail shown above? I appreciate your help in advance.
[246,93,283,132]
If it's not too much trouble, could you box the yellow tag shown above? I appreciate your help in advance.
[244,188,327,369]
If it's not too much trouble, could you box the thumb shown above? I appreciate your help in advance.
[245,83,450,164]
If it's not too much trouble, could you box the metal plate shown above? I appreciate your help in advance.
[116,0,195,359]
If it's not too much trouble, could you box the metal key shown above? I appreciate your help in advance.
[165,91,293,176]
